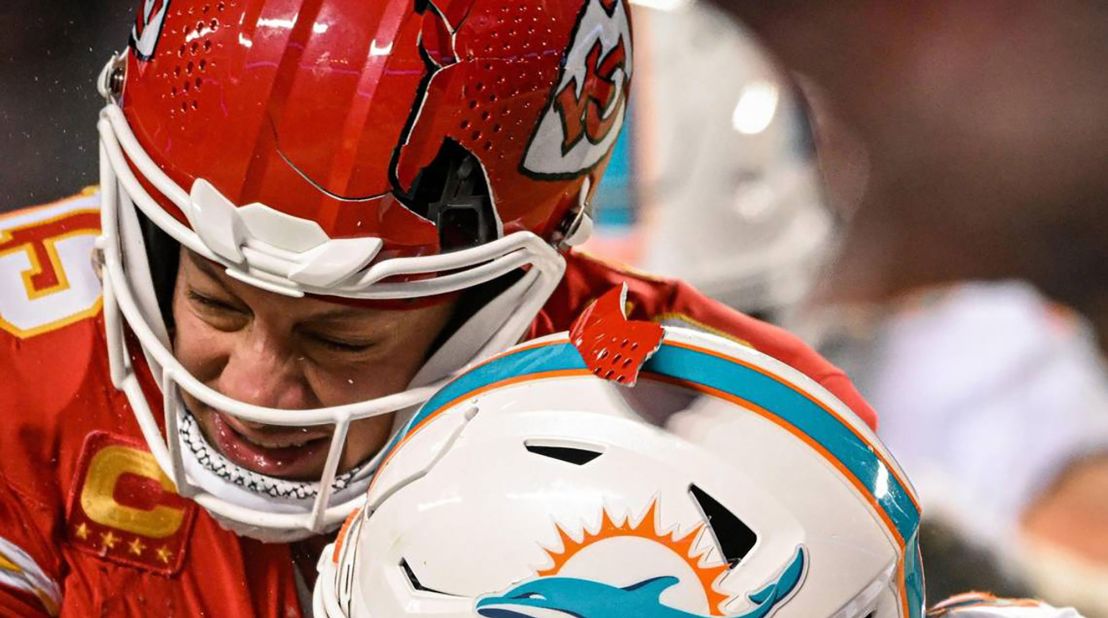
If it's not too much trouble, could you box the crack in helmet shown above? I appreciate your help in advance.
[95,0,633,540]
[314,325,926,617]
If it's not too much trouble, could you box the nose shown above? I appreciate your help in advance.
[214,325,313,411]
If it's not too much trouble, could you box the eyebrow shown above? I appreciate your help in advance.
[186,251,234,292]
[308,304,384,323]
[185,250,382,322]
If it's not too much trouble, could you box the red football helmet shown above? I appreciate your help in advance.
[96,0,633,540]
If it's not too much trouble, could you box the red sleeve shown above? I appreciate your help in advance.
[543,252,878,430]
[0,587,51,618]
[0,470,62,617]
[652,279,878,430]
[0,198,105,616]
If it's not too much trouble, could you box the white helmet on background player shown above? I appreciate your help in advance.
[314,289,924,617]
[637,1,836,320]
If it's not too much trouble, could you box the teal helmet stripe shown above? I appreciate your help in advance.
[390,338,922,616]
[903,529,926,616]
[396,339,919,540]
[385,340,588,453]
[643,343,920,544]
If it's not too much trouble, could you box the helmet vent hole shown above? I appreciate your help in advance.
[399,559,454,595]
[688,484,757,568]
[524,440,604,466]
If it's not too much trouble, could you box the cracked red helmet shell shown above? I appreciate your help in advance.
[121,0,634,258]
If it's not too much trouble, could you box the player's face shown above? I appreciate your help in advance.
[170,248,456,481]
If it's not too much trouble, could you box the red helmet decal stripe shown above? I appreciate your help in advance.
[131,0,171,60]
[425,0,477,33]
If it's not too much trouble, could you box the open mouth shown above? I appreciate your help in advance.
[206,411,334,480]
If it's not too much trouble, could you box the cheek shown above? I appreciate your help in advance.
[308,350,420,406]
[309,309,451,405]
[341,414,395,469]
[171,295,227,381]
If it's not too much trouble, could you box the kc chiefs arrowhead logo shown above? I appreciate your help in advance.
[554,39,628,156]
[521,0,632,179]
[130,0,171,60]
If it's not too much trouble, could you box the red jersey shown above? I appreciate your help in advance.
[0,193,874,617]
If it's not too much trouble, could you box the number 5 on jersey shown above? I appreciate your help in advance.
[0,195,102,338]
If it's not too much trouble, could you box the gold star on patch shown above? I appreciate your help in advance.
[155,547,172,564]
[74,523,89,540]
[101,531,118,550]
[128,538,146,556]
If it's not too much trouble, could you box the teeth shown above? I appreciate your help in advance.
[246,436,316,449]
[232,425,324,449]
[253,435,320,449]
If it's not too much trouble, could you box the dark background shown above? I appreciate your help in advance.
[0,0,135,211]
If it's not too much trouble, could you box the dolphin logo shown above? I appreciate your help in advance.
[475,547,807,618]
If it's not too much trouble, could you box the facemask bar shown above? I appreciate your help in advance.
[825,558,898,618]
[100,104,561,300]
[97,103,569,536]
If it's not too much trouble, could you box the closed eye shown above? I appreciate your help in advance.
[512,592,546,600]
[187,289,246,314]
[305,333,375,353]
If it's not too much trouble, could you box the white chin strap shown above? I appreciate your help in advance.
[177,409,390,544]
[96,102,569,541]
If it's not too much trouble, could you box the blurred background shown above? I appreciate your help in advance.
[2,0,1106,612]
[585,2,1108,613]
[0,0,133,207]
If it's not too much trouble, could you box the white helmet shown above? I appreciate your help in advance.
[314,295,924,617]
[636,1,837,318]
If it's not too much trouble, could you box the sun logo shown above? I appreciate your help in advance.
[537,500,732,616]
[474,500,807,618]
